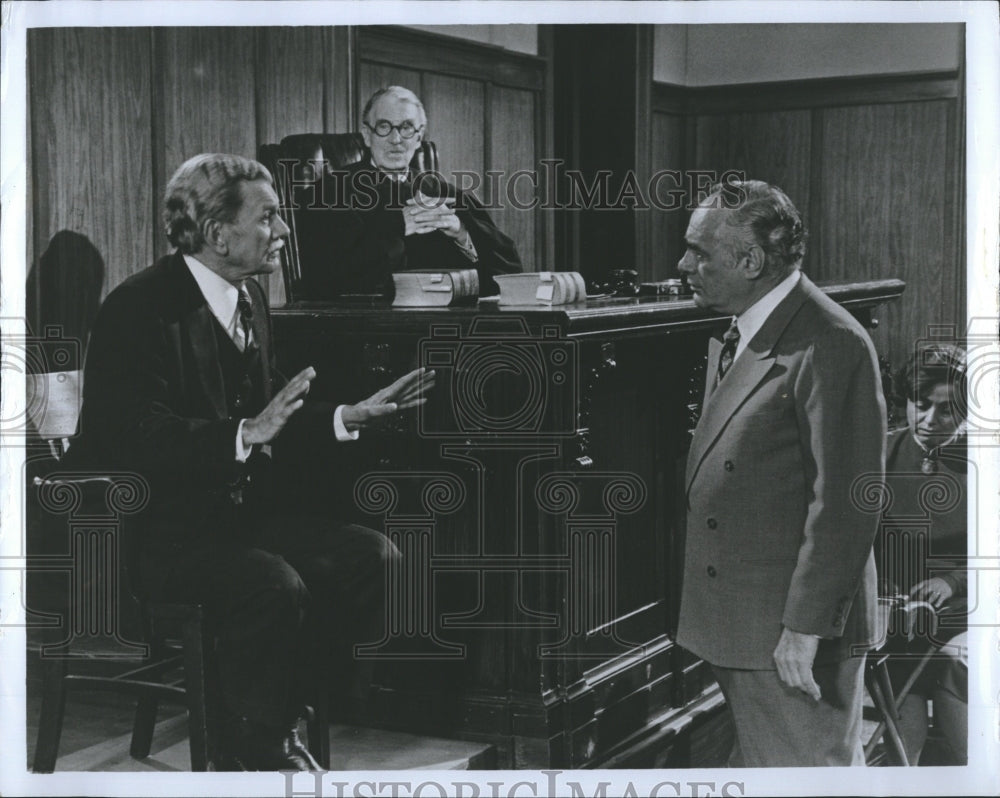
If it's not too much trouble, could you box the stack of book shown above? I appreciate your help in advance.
[492,271,586,306]
[391,268,480,307]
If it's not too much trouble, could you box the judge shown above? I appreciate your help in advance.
[296,86,522,299]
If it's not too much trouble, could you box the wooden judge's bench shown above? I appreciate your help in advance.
[271,278,904,769]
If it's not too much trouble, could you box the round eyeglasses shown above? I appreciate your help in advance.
[364,120,424,139]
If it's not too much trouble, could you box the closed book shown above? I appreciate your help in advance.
[493,271,586,306]
[391,268,480,307]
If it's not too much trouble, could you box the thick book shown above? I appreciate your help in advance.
[391,268,480,307]
[493,271,587,306]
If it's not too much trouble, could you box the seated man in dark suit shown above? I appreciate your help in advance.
[66,153,434,771]
[295,85,522,299]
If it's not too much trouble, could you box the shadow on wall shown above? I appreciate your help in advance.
[26,230,105,369]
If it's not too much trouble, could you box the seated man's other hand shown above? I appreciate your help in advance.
[243,367,315,446]
[340,367,436,432]
[403,193,463,239]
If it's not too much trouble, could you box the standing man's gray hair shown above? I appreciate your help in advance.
[708,179,809,276]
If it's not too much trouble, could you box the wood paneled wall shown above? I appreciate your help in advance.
[651,70,965,371]
[27,26,545,336]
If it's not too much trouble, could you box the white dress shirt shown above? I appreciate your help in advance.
[732,269,802,363]
[183,255,357,462]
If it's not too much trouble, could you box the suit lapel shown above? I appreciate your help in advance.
[167,253,229,420]
[703,336,723,406]
[685,275,812,491]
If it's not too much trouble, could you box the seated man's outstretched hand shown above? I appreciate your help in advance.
[341,367,436,432]
[243,367,316,446]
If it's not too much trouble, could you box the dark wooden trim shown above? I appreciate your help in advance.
[633,25,654,274]
[652,70,960,116]
[807,106,824,269]
[651,82,688,115]
[951,34,966,321]
[149,29,168,261]
[274,278,906,341]
[539,25,556,270]
[357,26,547,93]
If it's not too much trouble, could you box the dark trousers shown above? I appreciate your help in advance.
[137,515,398,728]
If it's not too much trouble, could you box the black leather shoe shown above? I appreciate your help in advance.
[217,717,320,772]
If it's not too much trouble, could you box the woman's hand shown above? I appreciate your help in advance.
[909,577,955,609]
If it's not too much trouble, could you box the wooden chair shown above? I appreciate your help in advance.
[28,368,330,771]
[258,133,438,301]
[863,598,943,766]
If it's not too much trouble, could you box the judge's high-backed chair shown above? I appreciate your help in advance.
[258,133,438,301]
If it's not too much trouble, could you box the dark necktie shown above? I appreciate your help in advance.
[716,318,741,383]
[237,286,255,353]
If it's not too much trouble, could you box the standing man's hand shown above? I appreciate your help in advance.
[341,367,436,432]
[773,627,821,701]
[242,367,316,446]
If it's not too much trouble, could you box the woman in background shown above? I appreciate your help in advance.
[877,343,968,765]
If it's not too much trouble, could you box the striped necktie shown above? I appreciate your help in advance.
[716,318,740,383]
[237,286,255,352]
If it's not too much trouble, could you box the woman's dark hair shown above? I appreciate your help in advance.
[894,343,967,418]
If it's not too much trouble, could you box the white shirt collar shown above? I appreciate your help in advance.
[370,158,408,182]
[733,269,801,360]
[183,254,243,341]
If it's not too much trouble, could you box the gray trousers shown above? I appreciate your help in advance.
[711,655,867,767]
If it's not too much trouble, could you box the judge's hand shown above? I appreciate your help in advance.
[910,577,954,609]
[340,367,436,432]
[242,367,315,446]
[403,193,463,238]
[773,627,821,701]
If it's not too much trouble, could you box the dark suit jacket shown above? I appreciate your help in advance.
[65,251,339,546]
[676,274,886,669]
[295,160,522,299]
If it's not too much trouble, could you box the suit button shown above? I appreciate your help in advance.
[234,398,243,408]
[724,460,735,471]
[706,517,718,529]
[707,565,717,578]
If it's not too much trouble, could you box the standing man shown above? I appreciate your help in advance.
[675,180,886,766]
[67,153,434,770]
[295,85,522,299]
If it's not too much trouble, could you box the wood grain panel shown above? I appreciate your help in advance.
[255,27,327,306]
[818,100,953,368]
[649,110,687,280]
[489,86,536,270]
[421,73,485,179]
[692,110,812,241]
[357,62,424,118]
[359,26,545,92]
[28,28,153,339]
[689,71,959,114]
[325,27,355,133]
[155,28,257,258]
[256,28,326,144]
